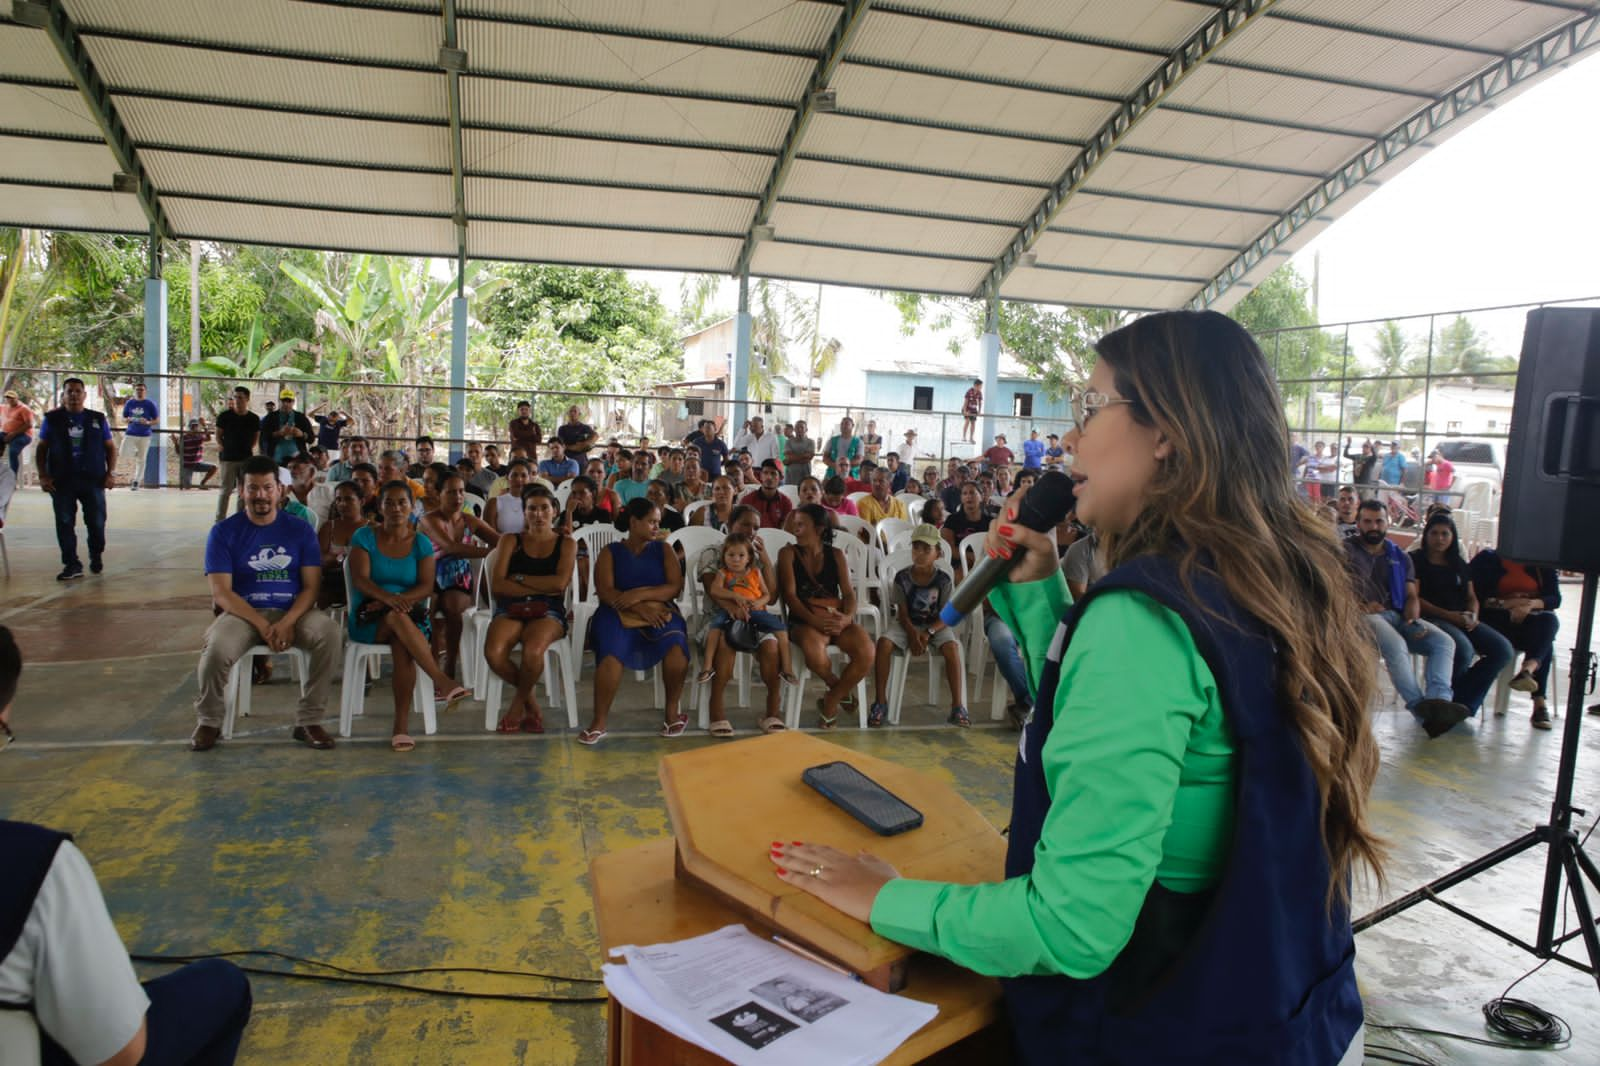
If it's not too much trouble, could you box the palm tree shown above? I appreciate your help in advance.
[1362,320,1411,416]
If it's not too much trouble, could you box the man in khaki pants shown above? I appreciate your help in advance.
[192,456,339,752]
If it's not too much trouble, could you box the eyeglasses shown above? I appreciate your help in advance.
[1070,389,1136,429]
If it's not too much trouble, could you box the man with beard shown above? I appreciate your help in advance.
[1344,500,1467,737]
[191,456,340,752]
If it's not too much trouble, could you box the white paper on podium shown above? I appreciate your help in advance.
[603,924,937,1066]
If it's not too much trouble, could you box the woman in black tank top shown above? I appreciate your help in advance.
[777,504,875,729]
[484,487,575,734]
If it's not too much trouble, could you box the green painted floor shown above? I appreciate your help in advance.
[2,490,1597,1063]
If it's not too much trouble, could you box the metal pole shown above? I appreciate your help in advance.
[979,294,1000,451]
[142,227,167,487]
[1420,315,1436,463]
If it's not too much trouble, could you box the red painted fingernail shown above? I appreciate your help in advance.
[771,841,781,847]
[1007,505,1017,519]
[774,870,785,879]
[998,524,1014,536]
[792,841,804,845]
[998,547,1012,560]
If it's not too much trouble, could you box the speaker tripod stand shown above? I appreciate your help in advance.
[1354,570,1600,1000]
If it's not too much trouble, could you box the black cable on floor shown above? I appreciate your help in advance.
[129,947,601,984]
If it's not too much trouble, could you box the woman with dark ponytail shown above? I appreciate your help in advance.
[777,503,874,729]
[773,311,1379,1064]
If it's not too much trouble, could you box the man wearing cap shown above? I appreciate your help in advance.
[1044,433,1066,472]
[1,388,35,476]
[983,433,1013,473]
[740,460,792,529]
[869,523,966,728]
[258,389,311,465]
[857,467,909,525]
[179,417,217,490]
[1021,427,1046,471]
[120,382,159,490]
[36,377,116,581]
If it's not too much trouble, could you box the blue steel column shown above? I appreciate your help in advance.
[449,294,467,462]
[979,296,1000,450]
[731,272,753,433]
[143,232,167,487]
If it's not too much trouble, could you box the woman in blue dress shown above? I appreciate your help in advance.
[348,480,471,751]
[581,496,689,744]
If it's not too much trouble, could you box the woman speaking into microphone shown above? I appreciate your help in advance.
[771,311,1380,1064]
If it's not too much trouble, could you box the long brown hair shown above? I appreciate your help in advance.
[1095,310,1383,905]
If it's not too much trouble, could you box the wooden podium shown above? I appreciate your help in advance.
[591,732,1010,1065]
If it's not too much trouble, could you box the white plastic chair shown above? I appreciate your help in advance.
[463,492,486,519]
[834,512,873,545]
[835,536,882,639]
[461,553,495,696]
[845,491,869,507]
[480,631,580,731]
[221,645,309,739]
[778,485,800,504]
[337,556,439,737]
[755,526,796,558]
[553,481,573,509]
[876,517,912,552]
[784,644,869,731]
[570,525,623,652]
[683,499,714,526]
[899,495,925,525]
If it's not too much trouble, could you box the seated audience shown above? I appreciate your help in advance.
[820,476,859,517]
[698,532,796,705]
[830,454,870,494]
[1409,513,1513,718]
[646,479,685,533]
[1470,546,1562,729]
[538,439,580,485]
[695,475,740,532]
[487,460,531,535]
[562,475,609,532]
[740,460,792,529]
[316,481,366,609]
[1334,485,1360,538]
[349,461,381,520]
[421,473,500,690]
[278,465,315,525]
[469,444,500,494]
[679,462,710,504]
[193,456,341,752]
[699,510,791,736]
[609,449,652,505]
[919,496,944,528]
[582,458,619,513]
[1345,500,1468,736]
[582,497,690,743]
[942,482,990,570]
[1,629,254,1066]
[1062,527,1107,601]
[347,481,471,751]
[857,467,909,525]
[405,435,436,479]
[327,436,370,483]
[484,486,575,734]
[869,525,965,728]
[778,504,874,730]
[376,449,425,506]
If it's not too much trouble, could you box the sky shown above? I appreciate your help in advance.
[632,50,1600,396]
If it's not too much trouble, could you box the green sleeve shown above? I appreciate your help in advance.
[869,590,1219,978]
[988,570,1071,692]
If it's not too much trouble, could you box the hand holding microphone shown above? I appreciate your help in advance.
[940,471,1077,627]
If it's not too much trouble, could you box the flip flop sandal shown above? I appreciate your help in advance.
[578,728,607,746]
[441,686,471,713]
[521,714,545,734]
[815,700,838,730]
[759,716,786,735]
[391,734,416,752]
[495,715,522,734]
[696,668,717,683]
[709,720,736,738]
[660,715,689,738]
[779,672,799,686]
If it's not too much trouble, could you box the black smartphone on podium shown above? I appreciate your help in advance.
[802,761,924,836]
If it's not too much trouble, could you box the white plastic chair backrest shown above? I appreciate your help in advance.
[876,517,912,551]
[893,491,923,511]
[958,531,987,578]
[574,526,622,603]
[684,499,714,525]
[835,535,880,595]
[903,496,925,524]
[667,526,725,615]
[845,491,869,506]
[463,492,486,519]
[755,527,796,558]
[834,512,873,545]
[778,485,800,504]
[1460,480,1492,515]
[553,481,573,508]
[473,544,501,611]
[530,476,555,493]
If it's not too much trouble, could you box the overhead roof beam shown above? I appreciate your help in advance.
[12,0,169,237]
[441,0,466,270]
[1192,7,1600,310]
[1173,0,1504,57]
[736,0,873,276]
[980,0,1276,300]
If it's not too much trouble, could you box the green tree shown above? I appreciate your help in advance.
[1361,320,1412,417]
[1428,314,1517,383]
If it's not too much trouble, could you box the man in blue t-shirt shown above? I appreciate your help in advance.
[537,439,580,485]
[192,456,340,752]
[1021,428,1046,471]
[120,382,158,490]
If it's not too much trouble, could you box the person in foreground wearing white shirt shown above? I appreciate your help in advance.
[0,625,253,1065]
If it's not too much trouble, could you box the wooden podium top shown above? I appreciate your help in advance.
[591,840,1004,1066]
[658,732,1008,990]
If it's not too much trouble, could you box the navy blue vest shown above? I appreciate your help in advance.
[41,407,109,482]
[1,821,72,1010]
[1003,556,1362,1064]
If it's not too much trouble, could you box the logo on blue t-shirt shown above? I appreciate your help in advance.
[247,546,295,573]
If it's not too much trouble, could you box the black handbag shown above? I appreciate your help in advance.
[725,618,763,653]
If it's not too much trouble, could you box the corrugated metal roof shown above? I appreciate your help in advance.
[1,0,1592,311]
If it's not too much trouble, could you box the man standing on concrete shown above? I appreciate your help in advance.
[214,386,260,522]
[36,377,116,581]
[732,415,781,468]
[684,418,728,479]
[822,416,862,477]
[259,389,311,465]
[192,456,339,752]
[120,382,158,490]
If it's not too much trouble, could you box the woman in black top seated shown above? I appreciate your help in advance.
[484,485,575,734]
[778,504,874,729]
[561,475,608,533]
[1408,512,1513,716]
[942,481,991,575]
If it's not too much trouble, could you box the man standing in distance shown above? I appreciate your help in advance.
[984,433,1014,474]
[120,381,158,490]
[732,415,780,468]
[508,401,542,454]
[783,420,816,487]
[822,416,861,477]
[259,389,311,465]
[192,456,340,752]
[862,419,884,465]
[214,386,260,521]
[37,377,116,581]
[557,403,599,462]
[961,378,982,443]
[1021,428,1045,472]
[684,418,729,480]
[311,406,349,458]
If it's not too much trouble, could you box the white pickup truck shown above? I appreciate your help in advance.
[1434,439,1504,512]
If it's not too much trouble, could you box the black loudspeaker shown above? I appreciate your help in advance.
[1498,307,1600,571]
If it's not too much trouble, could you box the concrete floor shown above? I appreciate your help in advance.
[1,490,1597,1064]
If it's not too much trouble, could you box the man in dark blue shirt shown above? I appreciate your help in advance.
[192,456,340,752]
[36,378,116,581]
[684,419,728,479]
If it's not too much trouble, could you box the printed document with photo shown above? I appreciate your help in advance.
[603,924,937,1066]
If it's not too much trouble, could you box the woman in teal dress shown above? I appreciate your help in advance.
[580,496,689,744]
[348,481,471,751]
[771,312,1382,1064]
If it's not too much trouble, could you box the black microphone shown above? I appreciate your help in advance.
[940,471,1077,627]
